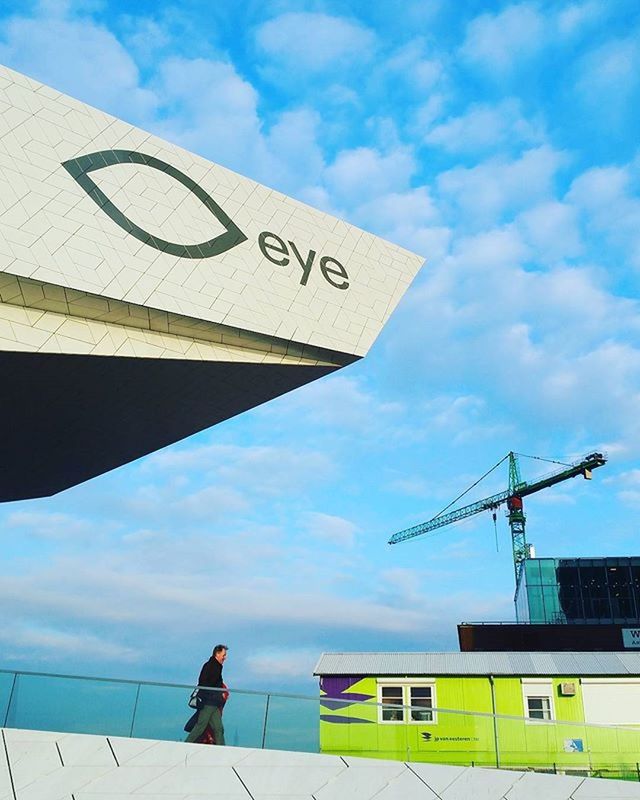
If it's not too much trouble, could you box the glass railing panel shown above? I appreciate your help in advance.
[4,674,138,737]
[319,700,499,765]
[132,685,271,748]
[262,694,318,753]
[376,703,411,762]
[220,690,268,749]
[319,693,392,760]
[130,683,191,742]
[0,672,16,727]
[496,713,590,773]
[584,723,640,781]
[425,707,497,767]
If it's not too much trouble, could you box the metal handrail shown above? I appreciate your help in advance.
[1,665,639,733]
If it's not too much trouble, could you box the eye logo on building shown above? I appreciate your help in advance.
[63,149,350,290]
[62,149,248,259]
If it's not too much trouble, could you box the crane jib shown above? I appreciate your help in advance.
[388,452,607,547]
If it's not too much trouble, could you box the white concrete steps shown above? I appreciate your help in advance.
[2,728,640,799]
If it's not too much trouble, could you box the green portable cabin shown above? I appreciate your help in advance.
[315,651,640,773]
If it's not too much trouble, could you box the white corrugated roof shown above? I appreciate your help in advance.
[313,651,640,676]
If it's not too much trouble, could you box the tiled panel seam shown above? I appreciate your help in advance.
[0,730,16,800]
[507,771,588,800]
[232,765,256,800]
[106,737,119,766]
[405,763,445,799]
[568,778,588,800]
[307,760,352,799]
[367,772,410,800]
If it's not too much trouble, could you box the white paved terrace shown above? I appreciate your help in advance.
[2,727,639,800]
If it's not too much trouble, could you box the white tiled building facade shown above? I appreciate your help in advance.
[0,65,423,501]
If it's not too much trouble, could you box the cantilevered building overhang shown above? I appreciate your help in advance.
[0,65,424,501]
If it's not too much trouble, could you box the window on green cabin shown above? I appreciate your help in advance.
[527,696,552,720]
[378,683,436,723]
[381,686,404,721]
[410,686,433,721]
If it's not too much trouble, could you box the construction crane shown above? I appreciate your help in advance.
[389,451,607,585]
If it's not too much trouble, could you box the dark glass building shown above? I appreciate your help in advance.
[515,557,640,624]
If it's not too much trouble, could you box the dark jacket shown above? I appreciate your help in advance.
[197,657,224,707]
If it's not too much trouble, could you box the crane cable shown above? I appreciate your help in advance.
[431,453,511,521]
[514,452,572,468]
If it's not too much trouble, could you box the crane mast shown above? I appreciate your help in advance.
[389,451,607,585]
[508,452,527,584]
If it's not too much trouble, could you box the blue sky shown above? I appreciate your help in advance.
[0,0,639,695]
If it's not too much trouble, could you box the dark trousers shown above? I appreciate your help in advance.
[185,704,225,744]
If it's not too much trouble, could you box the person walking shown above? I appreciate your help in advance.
[185,644,228,745]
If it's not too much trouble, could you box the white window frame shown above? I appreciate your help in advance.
[521,679,555,724]
[526,695,552,720]
[377,678,437,724]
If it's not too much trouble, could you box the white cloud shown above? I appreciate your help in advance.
[353,187,440,232]
[386,214,640,457]
[451,225,528,270]
[145,441,335,498]
[516,200,583,262]
[437,146,567,228]
[265,108,325,189]
[158,56,258,120]
[566,163,640,269]
[303,512,359,548]
[245,648,319,679]
[350,186,449,256]
[611,469,640,487]
[576,32,640,109]
[460,3,545,74]
[0,623,138,662]
[175,485,249,519]
[425,99,545,155]
[152,56,264,171]
[152,56,324,194]
[259,374,405,436]
[400,225,451,263]
[0,554,451,638]
[255,12,376,75]
[120,15,171,63]
[324,146,415,208]
[377,38,444,93]
[605,469,640,507]
[4,511,99,541]
[378,566,423,596]
[556,1,606,37]
[0,10,156,123]
[423,395,512,445]
[414,94,447,131]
